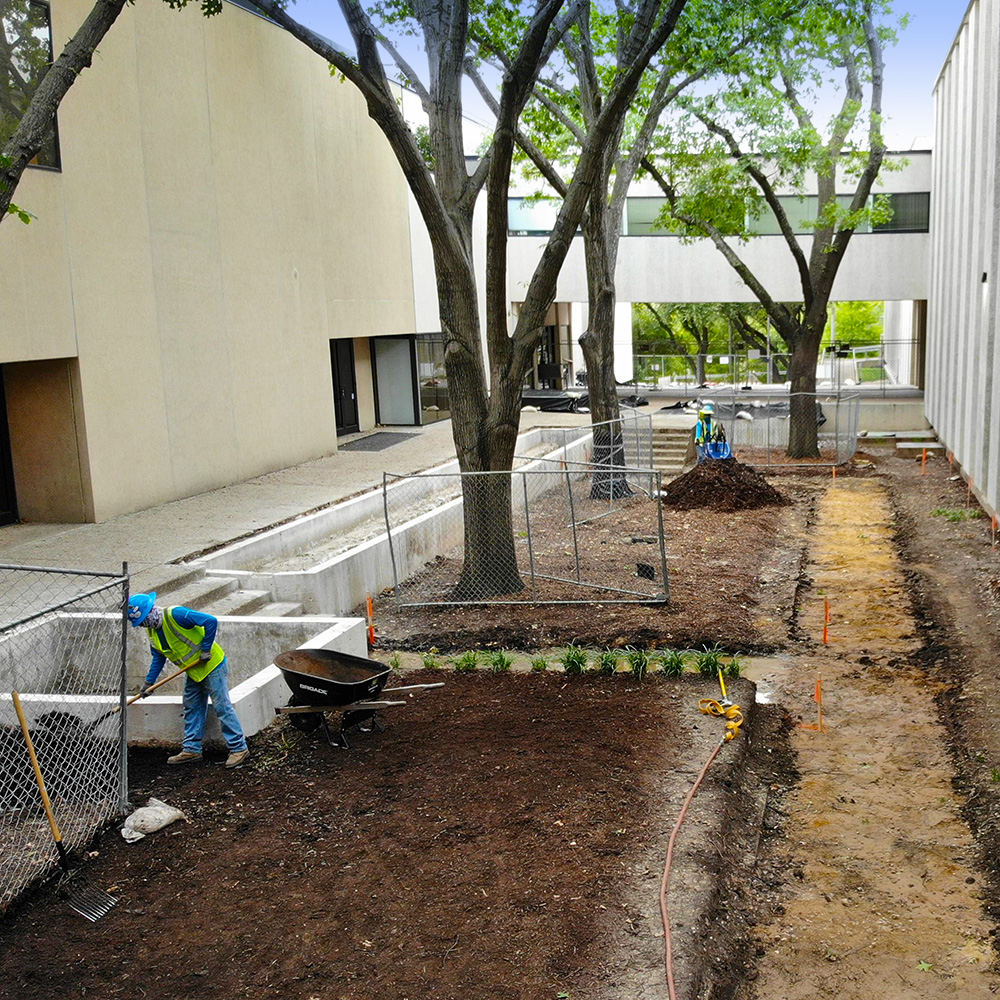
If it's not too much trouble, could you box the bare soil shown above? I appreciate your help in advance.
[3,449,1000,999]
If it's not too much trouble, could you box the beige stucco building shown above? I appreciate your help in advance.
[1,0,418,524]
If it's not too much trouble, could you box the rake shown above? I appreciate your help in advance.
[12,691,118,921]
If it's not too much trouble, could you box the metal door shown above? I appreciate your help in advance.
[0,369,17,526]
[330,339,359,435]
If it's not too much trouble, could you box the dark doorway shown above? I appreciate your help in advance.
[0,369,18,526]
[330,339,359,435]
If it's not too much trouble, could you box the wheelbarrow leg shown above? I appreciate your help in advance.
[319,714,351,750]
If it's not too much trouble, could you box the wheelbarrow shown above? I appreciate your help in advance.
[273,648,442,748]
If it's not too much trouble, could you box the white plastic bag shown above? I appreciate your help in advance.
[121,797,186,842]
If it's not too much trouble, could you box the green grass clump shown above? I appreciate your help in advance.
[559,643,588,675]
[596,648,620,676]
[694,643,724,679]
[421,647,441,670]
[388,652,402,671]
[930,507,984,522]
[530,655,548,673]
[489,649,514,673]
[724,653,744,680]
[656,649,689,678]
[624,647,649,681]
[454,650,479,673]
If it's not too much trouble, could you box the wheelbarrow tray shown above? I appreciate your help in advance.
[274,648,390,707]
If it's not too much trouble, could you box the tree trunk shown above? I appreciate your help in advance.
[436,262,525,599]
[580,213,631,500]
[785,325,823,458]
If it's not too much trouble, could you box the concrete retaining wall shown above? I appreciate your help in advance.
[2,616,369,747]
[196,428,595,615]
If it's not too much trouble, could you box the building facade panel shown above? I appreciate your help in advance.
[928,0,1000,518]
[0,0,417,522]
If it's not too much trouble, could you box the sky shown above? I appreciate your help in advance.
[287,0,967,150]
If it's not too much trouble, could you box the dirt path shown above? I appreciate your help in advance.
[748,478,996,996]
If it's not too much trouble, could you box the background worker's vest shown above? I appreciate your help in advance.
[148,608,225,682]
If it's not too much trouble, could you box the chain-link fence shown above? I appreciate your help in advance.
[0,564,129,915]
[704,391,861,467]
[384,460,668,607]
[545,412,654,482]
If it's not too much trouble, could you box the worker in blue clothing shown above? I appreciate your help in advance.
[694,402,715,463]
[127,592,249,768]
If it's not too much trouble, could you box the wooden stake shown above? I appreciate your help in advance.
[921,448,927,475]
[832,466,837,481]
[993,515,998,547]
[800,673,825,732]
[366,592,375,649]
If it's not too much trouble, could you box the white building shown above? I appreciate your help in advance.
[926,0,1000,520]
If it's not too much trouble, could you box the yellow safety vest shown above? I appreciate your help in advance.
[148,608,225,682]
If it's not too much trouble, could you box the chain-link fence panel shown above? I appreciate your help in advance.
[544,412,654,479]
[383,464,668,607]
[707,392,861,467]
[0,564,129,916]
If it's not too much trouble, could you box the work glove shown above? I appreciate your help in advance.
[138,682,151,698]
[199,650,211,662]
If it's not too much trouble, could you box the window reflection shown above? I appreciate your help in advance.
[1,0,59,168]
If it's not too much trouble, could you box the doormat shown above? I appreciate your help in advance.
[339,432,422,452]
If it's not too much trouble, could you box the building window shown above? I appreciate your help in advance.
[1,0,60,169]
[873,192,930,233]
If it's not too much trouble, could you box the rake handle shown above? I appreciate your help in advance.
[12,691,64,848]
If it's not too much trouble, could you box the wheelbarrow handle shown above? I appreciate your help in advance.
[12,691,64,848]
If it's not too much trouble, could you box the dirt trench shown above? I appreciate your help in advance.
[742,476,996,997]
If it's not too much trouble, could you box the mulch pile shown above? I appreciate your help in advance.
[660,458,789,512]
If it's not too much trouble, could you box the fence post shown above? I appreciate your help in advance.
[564,467,582,582]
[522,473,538,601]
[382,473,402,608]
[655,472,669,601]
[118,561,130,812]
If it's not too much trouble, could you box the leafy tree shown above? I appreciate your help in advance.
[1,0,222,226]
[471,1,781,496]
[251,0,690,596]
[642,0,897,457]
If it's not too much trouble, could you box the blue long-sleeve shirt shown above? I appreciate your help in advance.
[145,606,222,684]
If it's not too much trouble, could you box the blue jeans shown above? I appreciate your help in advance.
[181,658,247,754]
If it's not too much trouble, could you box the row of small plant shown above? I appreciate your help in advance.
[389,643,742,680]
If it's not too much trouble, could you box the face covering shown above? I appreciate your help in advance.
[143,606,164,630]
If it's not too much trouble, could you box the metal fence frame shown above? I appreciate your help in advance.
[384,464,669,608]
[0,563,130,915]
[705,391,861,468]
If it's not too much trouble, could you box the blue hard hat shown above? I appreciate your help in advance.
[127,592,156,627]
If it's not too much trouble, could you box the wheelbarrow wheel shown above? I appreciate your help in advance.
[285,696,322,733]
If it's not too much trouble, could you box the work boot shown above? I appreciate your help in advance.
[166,750,203,765]
[225,748,250,769]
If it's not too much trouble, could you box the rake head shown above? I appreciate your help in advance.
[58,869,118,922]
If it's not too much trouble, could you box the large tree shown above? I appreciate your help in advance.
[469,2,773,496]
[643,0,895,457]
[0,0,221,226]
[251,0,690,596]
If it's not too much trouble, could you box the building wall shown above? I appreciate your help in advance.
[0,0,415,522]
[927,0,1000,519]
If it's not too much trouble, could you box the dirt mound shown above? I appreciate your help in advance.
[660,457,789,511]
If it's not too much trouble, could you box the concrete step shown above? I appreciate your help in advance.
[892,430,937,440]
[129,563,206,599]
[163,575,238,610]
[200,588,273,617]
[897,441,945,454]
[255,601,306,617]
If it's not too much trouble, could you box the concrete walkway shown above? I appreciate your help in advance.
[0,409,690,589]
